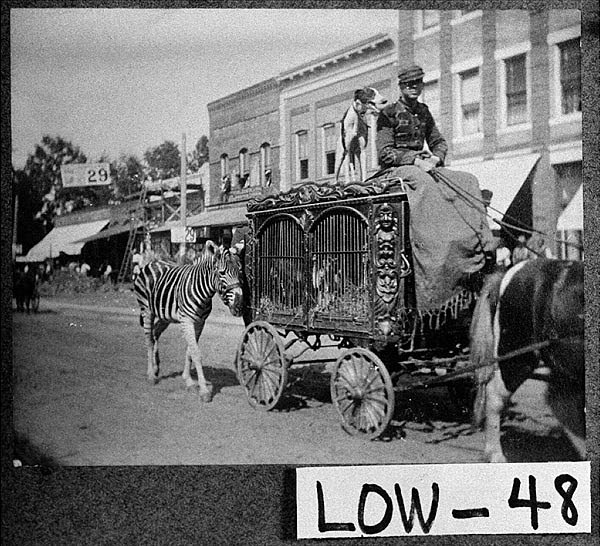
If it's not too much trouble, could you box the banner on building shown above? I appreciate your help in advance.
[61,163,111,188]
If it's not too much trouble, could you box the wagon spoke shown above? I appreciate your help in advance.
[331,348,394,439]
[237,321,287,411]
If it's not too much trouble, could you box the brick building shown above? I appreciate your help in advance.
[196,9,582,258]
[399,9,582,258]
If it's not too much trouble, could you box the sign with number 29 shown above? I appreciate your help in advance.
[61,163,111,188]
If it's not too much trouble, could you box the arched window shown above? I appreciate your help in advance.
[260,143,272,186]
[220,154,229,178]
[239,148,249,177]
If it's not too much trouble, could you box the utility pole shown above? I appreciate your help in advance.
[178,132,187,264]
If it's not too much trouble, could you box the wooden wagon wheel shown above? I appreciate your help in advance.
[236,321,288,411]
[330,348,395,440]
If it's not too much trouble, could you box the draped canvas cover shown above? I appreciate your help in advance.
[378,166,494,316]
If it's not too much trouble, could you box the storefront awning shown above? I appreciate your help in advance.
[74,223,133,243]
[21,219,110,262]
[453,153,540,229]
[151,206,248,232]
[557,184,583,230]
[189,206,248,227]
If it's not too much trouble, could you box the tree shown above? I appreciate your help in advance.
[144,140,180,180]
[13,169,46,253]
[112,154,146,199]
[188,135,209,173]
[22,135,88,231]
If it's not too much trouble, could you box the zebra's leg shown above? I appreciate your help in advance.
[182,319,206,389]
[180,317,212,402]
[152,319,170,380]
[483,368,511,463]
[143,313,160,384]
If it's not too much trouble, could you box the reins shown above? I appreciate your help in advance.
[396,334,583,392]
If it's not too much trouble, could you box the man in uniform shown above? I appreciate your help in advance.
[375,64,495,316]
[377,64,447,174]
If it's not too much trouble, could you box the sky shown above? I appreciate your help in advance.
[10,8,399,169]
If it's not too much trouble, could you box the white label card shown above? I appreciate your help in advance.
[296,462,591,538]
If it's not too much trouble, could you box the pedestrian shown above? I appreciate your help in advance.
[533,237,554,259]
[103,263,113,284]
[495,238,512,269]
[511,235,531,265]
[131,249,143,281]
[231,225,252,327]
[80,261,91,276]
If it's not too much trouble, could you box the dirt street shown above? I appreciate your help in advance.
[10,288,580,466]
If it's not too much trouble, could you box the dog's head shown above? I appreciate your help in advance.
[354,87,388,115]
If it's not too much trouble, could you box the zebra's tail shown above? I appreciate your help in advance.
[470,270,504,428]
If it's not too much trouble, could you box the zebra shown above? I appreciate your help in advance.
[133,241,244,402]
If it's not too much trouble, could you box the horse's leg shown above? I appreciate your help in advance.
[180,317,211,401]
[483,367,512,462]
[548,382,586,459]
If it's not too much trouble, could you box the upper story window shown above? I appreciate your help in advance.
[220,153,229,178]
[548,26,581,124]
[451,10,482,25]
[422,10,440,29]
[238,148,249,176]
[422,78,440,122]
[505,54,528,126]
[260,143,272,186]
[459,68,482,136]
[322,124,337,176]
[559,38,581,115]
[296,130,309,181]
[415,10,440,36]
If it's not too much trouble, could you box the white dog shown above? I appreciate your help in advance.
[334,87,387,184]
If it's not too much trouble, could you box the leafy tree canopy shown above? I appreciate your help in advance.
[111,154,146,200]
[188,135,209,173]
[144,140,180,180]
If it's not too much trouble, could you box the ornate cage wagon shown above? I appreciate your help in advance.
[235,176,483,439]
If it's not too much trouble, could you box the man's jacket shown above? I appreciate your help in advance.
[376,99,448,167]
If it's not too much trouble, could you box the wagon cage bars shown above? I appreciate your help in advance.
[426,168,584,255]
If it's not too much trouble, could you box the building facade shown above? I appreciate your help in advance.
[401,9,582,257]
[201,9,582,258]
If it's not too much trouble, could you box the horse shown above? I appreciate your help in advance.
[470,259,585,462]
[13,267,39,313]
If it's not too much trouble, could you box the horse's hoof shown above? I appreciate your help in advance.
[147,376,159,385]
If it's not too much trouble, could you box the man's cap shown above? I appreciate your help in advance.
[398,65,425,84]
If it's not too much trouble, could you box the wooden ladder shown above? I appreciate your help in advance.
[117,185,147,284]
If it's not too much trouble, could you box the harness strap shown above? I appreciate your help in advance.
[396,334,583,391]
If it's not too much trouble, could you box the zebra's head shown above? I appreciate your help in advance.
[204,242,244,316]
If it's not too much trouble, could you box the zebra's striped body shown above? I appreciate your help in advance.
[133,245,243,401]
